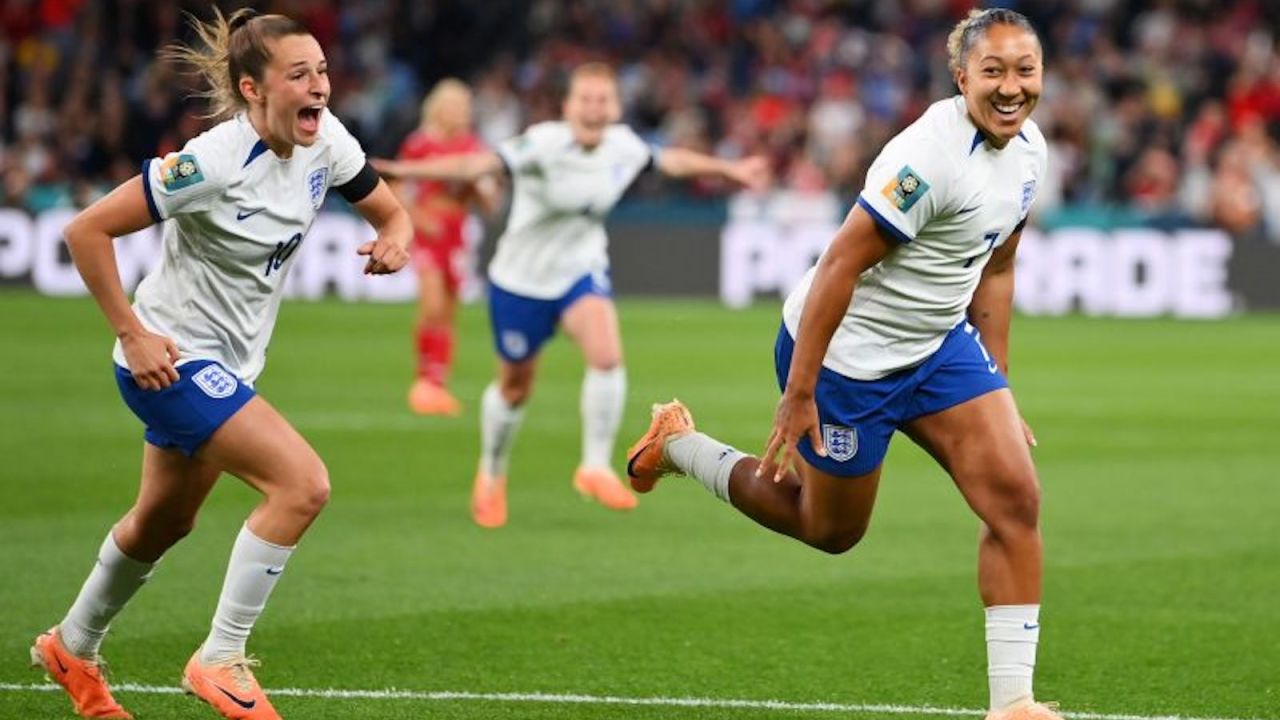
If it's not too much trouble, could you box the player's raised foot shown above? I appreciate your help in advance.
[182,648,281,720]
[573,467,638,510]
[984,699,1064,720]
[408,378,463,416]
[30,627,133,719]
[625,400,695,493]
[472,469,508,528]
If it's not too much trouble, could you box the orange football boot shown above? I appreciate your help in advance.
[408,378,462,417]
[471,469,508,528]
[625,400,695,493]
[572,467,638,510]
[182,648,281,720]
[985,699,1065,720]
[30,627,132,719]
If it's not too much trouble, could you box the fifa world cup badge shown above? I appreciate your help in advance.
[160,153,205,191]
[881,165,930,212]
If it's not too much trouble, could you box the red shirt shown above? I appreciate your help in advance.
[397,130,486,232]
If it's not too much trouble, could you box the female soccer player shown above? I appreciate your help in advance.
[376,63,768,528]
[627,10,1063,720]
[30,10,410,720]
[397,78,500,416]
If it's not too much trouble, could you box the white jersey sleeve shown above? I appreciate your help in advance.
[855,133,957,243]
[321,110,367,187]
[1015,122,1048,228]
[142,133,235,221]
[496,122,556,176]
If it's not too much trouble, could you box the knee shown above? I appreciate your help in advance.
[805,524,868,556]
[279,461,331,519]
[985,470,1041,534]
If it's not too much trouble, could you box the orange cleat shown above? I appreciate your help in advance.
[181,648,281,720]
[573,467,638,510]
[472,469,508,528]
[30,627,132,719]
[408,378,463,416]
[984,699,1065,720]
[625,400,695,493]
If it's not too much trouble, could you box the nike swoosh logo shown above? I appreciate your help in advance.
[236,208,266,221]
[213,683,257,709]
[53,650,69,674]
[988,361,999,374]
[955,205,981,216]
[265,567,283,576]
[1023,622,1039,630]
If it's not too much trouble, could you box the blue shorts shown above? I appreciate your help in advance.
[488,272,612,362]
[115,359,256,457]
[773,321,1008,477]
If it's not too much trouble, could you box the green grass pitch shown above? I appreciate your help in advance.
[0,289,1276,719]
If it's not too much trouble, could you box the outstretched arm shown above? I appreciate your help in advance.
[64,176,180,390]
[968,227,1035,446]
[759,205,895,480]
[656,148,771,192]
[372,151,505,184]
[352,179,413,275]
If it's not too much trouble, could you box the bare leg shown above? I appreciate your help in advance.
[903,388,1043,711]
[903,388,1041,605]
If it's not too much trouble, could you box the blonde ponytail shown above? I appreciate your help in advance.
[164,8,310,119]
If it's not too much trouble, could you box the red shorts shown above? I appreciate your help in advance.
[412,225,465,295]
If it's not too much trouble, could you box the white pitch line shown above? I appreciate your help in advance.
[0,682,1269,720]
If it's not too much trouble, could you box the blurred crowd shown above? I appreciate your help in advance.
[4,0,1280,240]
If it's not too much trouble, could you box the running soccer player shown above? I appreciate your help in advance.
[397,78,500,416]
[29,10,411,720]
[376,62,769,528]
[627,10,1063,720]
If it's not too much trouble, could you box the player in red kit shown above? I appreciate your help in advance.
[398,78,501,415]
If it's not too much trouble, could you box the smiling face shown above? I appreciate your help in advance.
[240,33,329,154]
[563,72,621,149]
[955,23,1042,148]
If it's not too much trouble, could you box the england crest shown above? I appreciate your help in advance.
[192,364,238,399]
[822,424,858,462]
[307,167,329,209]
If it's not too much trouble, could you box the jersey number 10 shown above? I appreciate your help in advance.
[265,233,304,277]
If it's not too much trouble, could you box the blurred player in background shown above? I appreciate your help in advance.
[29,10,410,719]
[397,78,500,416]
[376,62,769,528]
[628,10,1064,720]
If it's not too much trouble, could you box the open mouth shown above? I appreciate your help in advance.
[992,100,1025,120]
[298,105,323,134]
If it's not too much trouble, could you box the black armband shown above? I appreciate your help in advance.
[336,161,380,204]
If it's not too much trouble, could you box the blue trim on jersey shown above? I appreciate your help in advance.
[115,359,256,457]
[773,321,1007,477]
[140,159,161,223]
[971,129,1030,152]
[856,196,913,244]
[243,139,270,168]
[487,273,613,362]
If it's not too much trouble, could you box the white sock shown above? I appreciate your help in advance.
[664,432,746,503]
[580,366,626,469]
[201,525,294,663]
[986,604,1040,710]
[59,531,157,658]
[479,381,525,478]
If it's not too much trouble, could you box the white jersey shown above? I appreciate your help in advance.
[783,95,1048,380]
[490,121,655,298]
[113,110,366,384]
